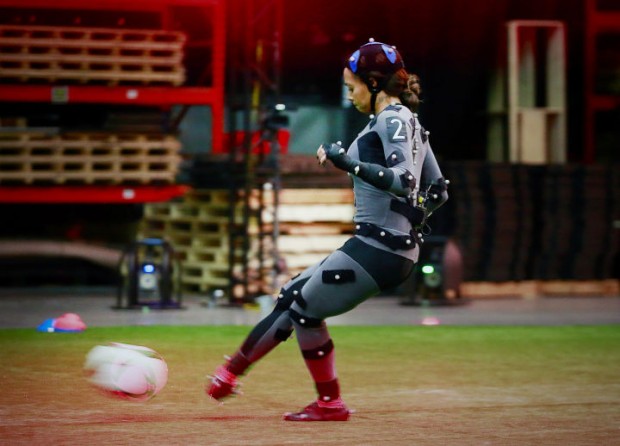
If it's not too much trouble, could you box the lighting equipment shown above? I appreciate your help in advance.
[115,238,182,309]
[399,236,465,306]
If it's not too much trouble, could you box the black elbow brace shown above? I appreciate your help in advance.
[355,163,394,190]
[324,142,394,190]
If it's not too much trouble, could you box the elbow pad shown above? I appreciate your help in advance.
[355,162,395,190]
[324,142,394,190]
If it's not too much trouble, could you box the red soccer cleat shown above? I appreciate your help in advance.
[283,401,351,422]
[206,365,240,401]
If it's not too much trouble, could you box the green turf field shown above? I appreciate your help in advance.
[2,325,619,445]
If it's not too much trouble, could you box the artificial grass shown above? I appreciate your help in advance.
[2,325,619,445]
[2,325,619,390]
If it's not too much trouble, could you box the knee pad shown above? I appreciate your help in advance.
[289,308,324,328]
[301,339,334,360]
[275,278,310,311]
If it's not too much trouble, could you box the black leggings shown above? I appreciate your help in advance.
[239,236,414,362]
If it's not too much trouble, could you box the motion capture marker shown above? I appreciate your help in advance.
[392,154,397,160]
[406,239,412,245]
[432,194,438,199]
[413,113,418,118]
[378,171,384,177]
[380,231,386,237]
[425,130,430,135]
[408,175,413,180]
[293,290,299,295]
[354,166,360,175]
[421,316,440,326]
[337,141,342,145]
[445,179,451,185]
[302,339,334,359]
[369,37,375,42]
[299,318,306,324]
[356,224,360,230]
[322,269,355,284]
[339,148,345,154]
[294,293,308,310]
[369,114,375,119]
[382,44,398,63]
[348,50,361,72]
[278,293,283,298]
[323,396,331,401]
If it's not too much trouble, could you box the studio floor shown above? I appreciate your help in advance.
[1,286,619,329]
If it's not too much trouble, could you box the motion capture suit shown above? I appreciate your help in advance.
[217,42,448,406]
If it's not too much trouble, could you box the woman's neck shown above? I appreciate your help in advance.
[374,92,401,114]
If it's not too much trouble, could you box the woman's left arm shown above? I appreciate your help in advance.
[323,111,416,196]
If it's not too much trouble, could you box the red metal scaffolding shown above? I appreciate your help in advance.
[0,0,226,203]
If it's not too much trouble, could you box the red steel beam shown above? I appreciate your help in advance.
[0,185,189,203]
[0,85,217,106]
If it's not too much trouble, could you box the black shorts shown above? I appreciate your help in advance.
[339,236,414,291]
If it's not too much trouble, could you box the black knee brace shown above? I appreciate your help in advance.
[275,278,309,311]
[289,308,324,328]
[301,339,334,360]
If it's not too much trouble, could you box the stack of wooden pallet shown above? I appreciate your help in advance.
[0,25,186,85]
[138,188,356,294]
[139,189,239,293]
[264,188,355,275]
[0,132,181,185]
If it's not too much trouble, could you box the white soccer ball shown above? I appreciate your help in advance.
[84,342,168,402]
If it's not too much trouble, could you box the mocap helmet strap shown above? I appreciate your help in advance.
[365,76,382,115]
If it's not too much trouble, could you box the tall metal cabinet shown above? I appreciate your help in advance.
[487,20,567,164]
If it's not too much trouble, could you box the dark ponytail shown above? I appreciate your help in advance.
[399,73,421,113]
[383,69,422,113]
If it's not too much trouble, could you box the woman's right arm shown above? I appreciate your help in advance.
[420,146,448,215]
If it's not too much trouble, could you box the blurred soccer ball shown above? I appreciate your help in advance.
[84,342,168,402]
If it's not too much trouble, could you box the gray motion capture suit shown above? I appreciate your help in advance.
[234,103,448,368]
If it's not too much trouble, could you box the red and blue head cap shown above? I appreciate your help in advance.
[347,39,404,78]
[346,39,405,112]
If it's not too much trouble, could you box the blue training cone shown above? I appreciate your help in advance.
[37,313,87,333]
[37,318,57,333]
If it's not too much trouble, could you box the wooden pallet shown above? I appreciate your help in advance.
[0,132,181,185]
[272,189,354,274]
[140,190,244,292]
[0,66,185,86]
[461,280,620,298]
[140,188,357,292]
[181,261,230,288]
[0,25,186,85]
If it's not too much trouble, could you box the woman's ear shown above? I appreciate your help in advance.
[368,77,378,89]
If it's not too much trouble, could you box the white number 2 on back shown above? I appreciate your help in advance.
[388,118,406,142]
